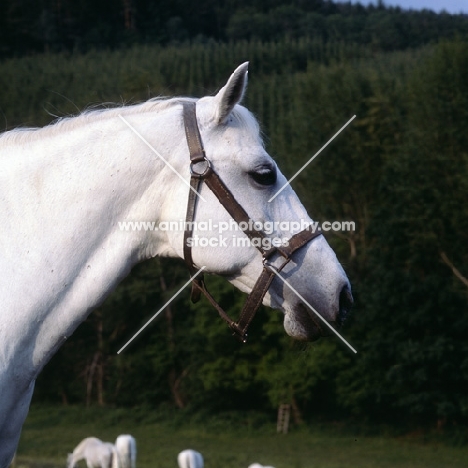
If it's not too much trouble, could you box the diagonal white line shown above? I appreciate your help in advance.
[268,115,356,202]
[118,114,206,202]
[267,267,357,354]
[117,266,206,354]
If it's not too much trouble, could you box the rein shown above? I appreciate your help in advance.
[182,101,322,342]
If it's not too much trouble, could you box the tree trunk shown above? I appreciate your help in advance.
[122,0,135,30]
[291,396,304,425]
[440,251,468,288]
[86,352,98,407]
[160,275,187,408]
[96,314,104,406]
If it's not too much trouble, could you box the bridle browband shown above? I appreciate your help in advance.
[182,101,322,342]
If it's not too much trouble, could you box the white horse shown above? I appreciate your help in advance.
[248,464,275,468]
[177,450,204,468]
[0,62,352,467]
[115,435,136,468]
[67,438,118,468]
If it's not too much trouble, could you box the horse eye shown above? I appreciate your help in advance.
[249,167,277,186]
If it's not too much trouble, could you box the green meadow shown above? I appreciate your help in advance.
[15,405,468,468]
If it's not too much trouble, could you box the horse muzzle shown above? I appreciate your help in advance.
[284,284,353,341]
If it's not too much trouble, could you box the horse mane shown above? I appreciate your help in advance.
[0,97,196,147]
[0,94,259,150]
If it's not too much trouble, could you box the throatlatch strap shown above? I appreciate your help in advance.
[190,278,240,330]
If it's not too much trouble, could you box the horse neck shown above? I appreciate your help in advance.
[0,106,185,382]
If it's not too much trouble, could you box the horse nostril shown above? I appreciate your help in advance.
[338,285,353,327]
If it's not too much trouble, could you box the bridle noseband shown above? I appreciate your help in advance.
[182,101,322,342]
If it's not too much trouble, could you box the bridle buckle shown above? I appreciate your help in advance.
[190,157,211,178]
[229,323,248,343]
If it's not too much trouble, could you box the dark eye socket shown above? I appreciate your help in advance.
[248,167,277,186]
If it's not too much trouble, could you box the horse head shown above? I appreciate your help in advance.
[67,453,75,468]
[161,63,353,341]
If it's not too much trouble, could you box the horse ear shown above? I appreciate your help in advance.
[214,62,249,124]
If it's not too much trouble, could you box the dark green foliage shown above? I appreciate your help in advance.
[1,1,468,58]
[335,40,468,427]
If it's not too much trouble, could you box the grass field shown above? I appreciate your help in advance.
[14,405,468,468]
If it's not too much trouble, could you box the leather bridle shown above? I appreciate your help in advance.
[182,101,322,342]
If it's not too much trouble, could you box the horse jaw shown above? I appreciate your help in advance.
[270,235,353,342]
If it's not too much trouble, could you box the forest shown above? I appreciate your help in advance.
[0,1,467,436]
[1,0,468,57]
